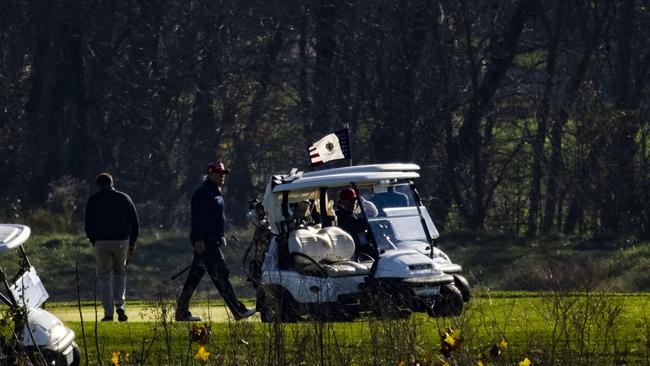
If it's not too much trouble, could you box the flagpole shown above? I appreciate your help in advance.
[345,123,352,167]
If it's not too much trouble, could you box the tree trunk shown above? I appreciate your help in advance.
[526,0,563,237]
[311,0,337,135]
[62,0,89,178]
[299,4,312,144]
[601,0,640,235]
[228,30,283,226]
[543,1,611,232]
[22,0,55,204]
[453,0,537,229]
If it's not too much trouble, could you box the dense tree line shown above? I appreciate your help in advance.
[1,0,649,241]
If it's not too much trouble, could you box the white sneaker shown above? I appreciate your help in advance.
[236,308,256,320]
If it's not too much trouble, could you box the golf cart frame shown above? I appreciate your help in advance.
[254,163,470,322]
[0,224,80,365]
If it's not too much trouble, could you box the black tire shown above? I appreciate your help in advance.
[453,274,471,302]
[432,284,464,317]
[279,291,301,323]
[258,287,303,323]
[363,282,412,320]
[257,287,280,323]
[39,349,67,365]
[70,342,81,366]
[311,303,356,322]
[29,341,80,365]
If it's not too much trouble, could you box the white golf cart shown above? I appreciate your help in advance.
[255,163,470,322]
[0,224,80,365]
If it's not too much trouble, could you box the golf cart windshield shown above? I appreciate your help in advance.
[358,183,439,251]
[0,224,49,308]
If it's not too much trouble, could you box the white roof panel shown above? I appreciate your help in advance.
[301,163,420,178]
[0,224,31,253]
[272,171,420,192]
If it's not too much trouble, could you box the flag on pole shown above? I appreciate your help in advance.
[307,129,351,167]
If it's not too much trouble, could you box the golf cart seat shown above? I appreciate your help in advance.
[288,226,370,277]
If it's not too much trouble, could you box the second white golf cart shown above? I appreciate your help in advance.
[0,224,80,365]
[255,163,470,322]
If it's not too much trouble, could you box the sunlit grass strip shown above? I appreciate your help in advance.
[63,300,650,365]
[31,291,650,365]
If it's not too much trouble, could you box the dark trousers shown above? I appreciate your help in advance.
[177,243,248,317]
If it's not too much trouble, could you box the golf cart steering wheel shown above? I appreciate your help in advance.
[355,252,375,263]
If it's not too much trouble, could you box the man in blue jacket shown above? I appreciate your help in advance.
[175,161,255,321]
[85,173,139,322]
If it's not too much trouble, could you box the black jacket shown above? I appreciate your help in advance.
[336,206,368,240]
[190,180,227,244]
[85,188,139,246]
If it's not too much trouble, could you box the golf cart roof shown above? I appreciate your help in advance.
[263,163,423,234]
[301,163,420,178]
[0,224,31,253]
[272,163,421,193]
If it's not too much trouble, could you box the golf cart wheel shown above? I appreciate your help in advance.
[362,282,412,320]
[38,349,69,366]
[453,274,471,302]
[278,289,304,323]
[258,287,303,323]
[28,341,80,365]
[311,303,355,322]
[258,287,280,323]
[71,342,81,366]
[432,284,463,317]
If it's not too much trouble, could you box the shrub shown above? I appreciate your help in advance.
[46,175,91,227]
[26,208,72,233]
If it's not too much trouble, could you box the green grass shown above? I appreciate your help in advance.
[3,229,650,364]
[35,291,650,365]
[441,232,650,292]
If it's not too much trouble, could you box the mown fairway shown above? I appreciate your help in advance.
[45,292,650,365]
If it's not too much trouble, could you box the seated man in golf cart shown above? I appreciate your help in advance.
[335,187,377,258]
[292,199,321,228]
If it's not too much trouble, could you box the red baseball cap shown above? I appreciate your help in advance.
[339,187,357,200]
[206,161,229,174]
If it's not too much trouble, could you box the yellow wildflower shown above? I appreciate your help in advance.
[194,345,210,362]
[499,339,508,350]
[444,334,456,347]
[518,357,532,366]
[111,351,121,366]
[477,359,484,366]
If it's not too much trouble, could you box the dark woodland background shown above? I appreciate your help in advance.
[1,0,650,243]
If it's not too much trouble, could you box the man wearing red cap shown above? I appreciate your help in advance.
[335,187,371,255]
[175,162,255,321]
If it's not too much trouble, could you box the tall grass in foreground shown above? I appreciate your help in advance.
[67,289,650,366]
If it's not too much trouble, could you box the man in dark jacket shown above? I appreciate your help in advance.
[335,187,369,253]
[85,173,139,322]
[175,161,255,322]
